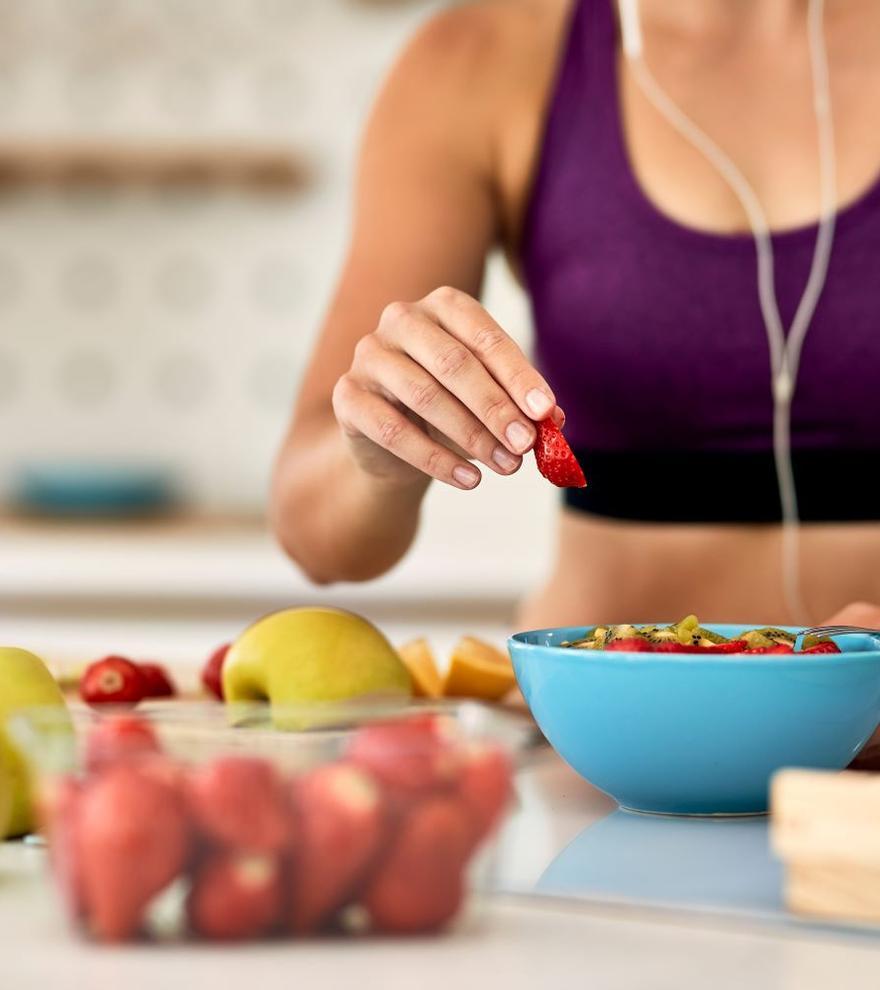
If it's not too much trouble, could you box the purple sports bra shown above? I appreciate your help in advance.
[522,0,880,522]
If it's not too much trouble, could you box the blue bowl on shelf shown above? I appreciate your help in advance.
[508,624,880,816]
[12,463,175,518]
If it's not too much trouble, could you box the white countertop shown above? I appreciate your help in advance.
[4,755,880,990]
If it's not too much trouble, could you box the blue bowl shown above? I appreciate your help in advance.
[508,624,880,816]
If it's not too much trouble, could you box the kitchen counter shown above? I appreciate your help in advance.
[4,754,880,990]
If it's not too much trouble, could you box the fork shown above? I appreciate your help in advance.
[793,624,880,652]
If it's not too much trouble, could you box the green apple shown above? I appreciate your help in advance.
[223,607,412,719]
[0,647,70,838]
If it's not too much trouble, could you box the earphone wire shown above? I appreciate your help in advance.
[617,0,837,622]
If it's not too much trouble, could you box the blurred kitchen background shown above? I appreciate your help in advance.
[0,0,557,680]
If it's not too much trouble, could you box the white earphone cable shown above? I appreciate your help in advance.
[617,0,837,622]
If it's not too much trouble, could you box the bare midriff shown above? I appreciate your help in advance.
[516,513,880,630]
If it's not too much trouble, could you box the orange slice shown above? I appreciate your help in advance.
[398,638,443,699]
[443,637,516,702]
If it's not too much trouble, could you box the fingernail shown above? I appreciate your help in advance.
[552,406,566,429]
[526,389,554,418]
[505,421,533,454]
[452,465,480,489]
[492,446,521,473]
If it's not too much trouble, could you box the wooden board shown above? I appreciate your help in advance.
[772,768,880,924]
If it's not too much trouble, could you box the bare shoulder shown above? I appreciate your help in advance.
[397,0,571,83]
[369,0,574,175]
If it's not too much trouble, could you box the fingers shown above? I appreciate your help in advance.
[352,345,522,475]
[376,302,538,456]
[419,286,557,421]
[333,375,483,490]
[820,601,880,627]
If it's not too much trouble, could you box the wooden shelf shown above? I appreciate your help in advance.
[0,140,310,190]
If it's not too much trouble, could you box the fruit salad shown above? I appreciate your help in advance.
[562,615,840,655]
[35,711,514,943]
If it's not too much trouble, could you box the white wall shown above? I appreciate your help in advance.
[0,0,556,594]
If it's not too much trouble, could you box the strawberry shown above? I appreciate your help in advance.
[653,640,749,654]
[802,641,841,655]
[348,716,464,801]
[188,757,291,854]
[533,418,586,489]
[188,851,284,941]
[137,662,176,698]
[201,644,231,701]
[457,745,513,849]
[80,656,146,707]
[85,715,161,773]
[362,796,472,934]
[41,775,87,919]
[605,638,655,653]
[289,763,386,933]
[78,764,189,942]
[744,644,795,655]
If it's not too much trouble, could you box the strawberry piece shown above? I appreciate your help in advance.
[78,764,189,942]
[653,640,749,654]
[289,763,386,933]
[457,745,513,849]
[743,644,795,655]
[348,716,464,801]
[201,644,231,701]
[85,715,161,773]
[533,418,587,489]
[41,775,87,919]
[604,638,655,653]
[802,641,841,654]
[80,656,146,707]
[362,796,472,934]
[188,851,284,941]
[188,757,291,854]
[137,662,176,698]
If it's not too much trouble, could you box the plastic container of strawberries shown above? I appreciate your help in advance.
[9,700,528,944]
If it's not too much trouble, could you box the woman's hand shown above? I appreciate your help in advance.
[822,602,880,770]
[332,286,560,492]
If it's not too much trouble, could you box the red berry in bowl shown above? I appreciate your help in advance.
[605,638,655,653]
[289,763,386,934]
[137,663,176,698]
[201,644,231,701]
[362,795,472,934]
[85,715,162,773]
[188,851,284,941]
[80,657,146,707]
[348,716,464,801]
[188,757,292,854]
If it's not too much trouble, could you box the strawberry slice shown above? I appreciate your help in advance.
[801,641,841,655]
[654,640,749,654]
[743,644,795,655]
[604,638,654,653]
[533,418,586,489]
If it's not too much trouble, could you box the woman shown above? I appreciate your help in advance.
[271,0,880,634]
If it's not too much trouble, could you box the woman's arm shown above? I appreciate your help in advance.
[270,5,559,584]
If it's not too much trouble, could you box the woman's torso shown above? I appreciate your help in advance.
[486,0,880,625]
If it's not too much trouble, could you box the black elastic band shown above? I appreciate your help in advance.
[564,448,880,524]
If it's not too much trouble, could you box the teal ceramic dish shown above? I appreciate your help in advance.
[508,624,880,816]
